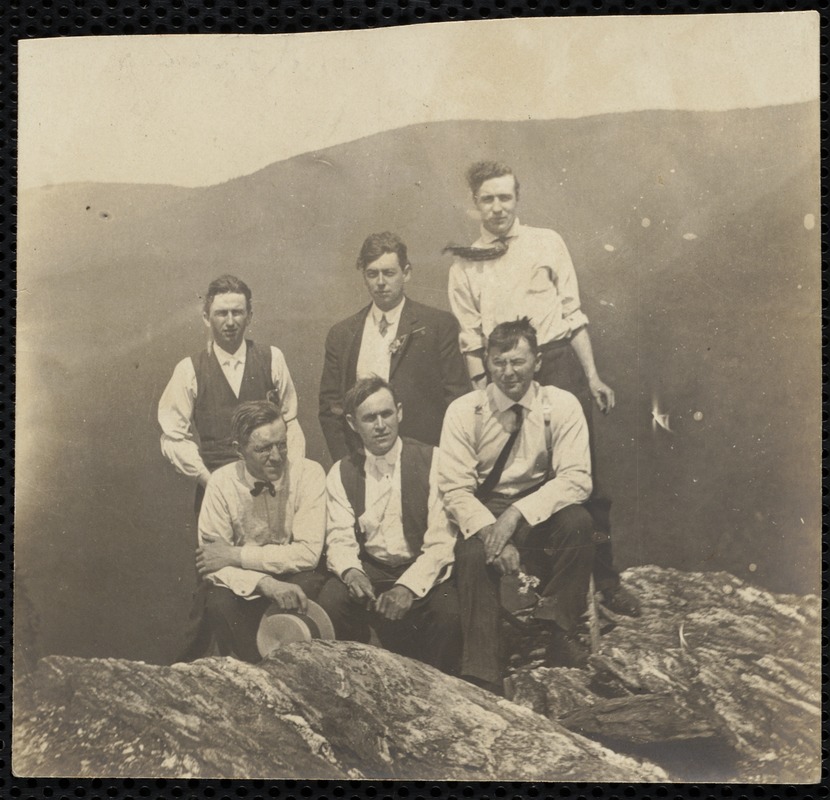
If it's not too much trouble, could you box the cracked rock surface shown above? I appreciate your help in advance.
[504,566,821,782]
[14,641,667,780]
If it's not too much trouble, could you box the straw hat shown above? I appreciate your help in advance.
[256,599,336,658]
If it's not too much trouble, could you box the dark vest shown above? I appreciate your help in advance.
[338,438,433,564]
[192,339,274,472]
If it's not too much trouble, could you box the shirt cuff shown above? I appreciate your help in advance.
[512,495,547,527]
[331,556,364,581]
[395,576,428,599]
[461,507,497,539]
[565,311,590,335]
[240,545,265,572]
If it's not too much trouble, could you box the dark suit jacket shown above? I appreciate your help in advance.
[319,298,471,461]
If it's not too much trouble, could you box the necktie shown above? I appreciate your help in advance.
[475,404,524,501]
[251,480,276,497]
[442,237,509,262]
[378,314,390,337]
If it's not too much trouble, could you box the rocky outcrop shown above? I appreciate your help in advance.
[14,642,667,780]
[504,566,821,782]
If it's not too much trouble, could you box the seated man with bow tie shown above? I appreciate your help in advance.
[317,376,461,675]
[437,318,595,693]
[195,400,326,662]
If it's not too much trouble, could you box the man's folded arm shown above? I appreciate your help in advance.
[198,480,271,597]
[240,460,326,575]
[447,263,487,381]
[512,393,592,526]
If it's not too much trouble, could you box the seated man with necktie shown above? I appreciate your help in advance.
[317,376,461,675]
[437,318,595,693]
[194,400,326,663]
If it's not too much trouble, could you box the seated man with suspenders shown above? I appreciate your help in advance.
[437,317,595,693]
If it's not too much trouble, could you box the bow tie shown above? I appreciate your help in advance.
[368,453,397,472]
[251,480,276,497]
[442,238,509,261]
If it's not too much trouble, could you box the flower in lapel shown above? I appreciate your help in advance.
[389,326,426,355]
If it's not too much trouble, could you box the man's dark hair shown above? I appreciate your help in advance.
[344,376,400,418]
[204,274,252,314]
[487,317,538,355]
[356,232,409,272]
[466,161,520,200]
[232,400,283,448]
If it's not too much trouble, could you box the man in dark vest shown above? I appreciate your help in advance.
[158,274,305,661]
[158,274,305,514]
[317,376,460,674]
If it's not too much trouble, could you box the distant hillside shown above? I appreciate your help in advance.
[16,104,821,663]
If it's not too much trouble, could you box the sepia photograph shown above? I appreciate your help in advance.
[14,14,821,781]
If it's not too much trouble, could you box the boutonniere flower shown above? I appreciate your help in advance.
[389,326,426,355]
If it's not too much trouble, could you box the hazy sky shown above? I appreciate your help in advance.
[19,13,819,189]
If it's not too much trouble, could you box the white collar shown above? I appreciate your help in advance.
[213,339,247,365]
[370,297,406,327]
[489,380,537,413]
[479,218,521,245]
[365,437,402,470]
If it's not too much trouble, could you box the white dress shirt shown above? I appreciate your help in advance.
[214,340,247,396]
[448,220,590,378]
[199,457,326,598]
[437,381,592,538]
[158,340,305,485]
[325,437,456,598]
[355,298,406,381]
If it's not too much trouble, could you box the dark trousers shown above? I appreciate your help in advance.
[171,486,212,664]
[317,559,461,675]
[203,570,326,663]
[455,501,594,684]
[536,341,618,591]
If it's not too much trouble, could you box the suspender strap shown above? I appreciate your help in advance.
[475,404,523,501]
[541,395,554,481]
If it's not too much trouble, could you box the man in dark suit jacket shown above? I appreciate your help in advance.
[319,232,471,461]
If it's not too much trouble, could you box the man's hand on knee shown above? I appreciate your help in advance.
[256,576,308,614]
[492,542,520,576]
[479,506,523,564]
[343,568,377,608]
[375,584,415,621]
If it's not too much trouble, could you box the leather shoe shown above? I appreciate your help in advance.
[601,585,642,617]
[544,627,589,669]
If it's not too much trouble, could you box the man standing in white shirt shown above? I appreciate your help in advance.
[158,274,305,515]
[318,376,460,675]
[445,162,639,618]
[438,319,595,692]
[194,400,326,663]
[318,232,469,461]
